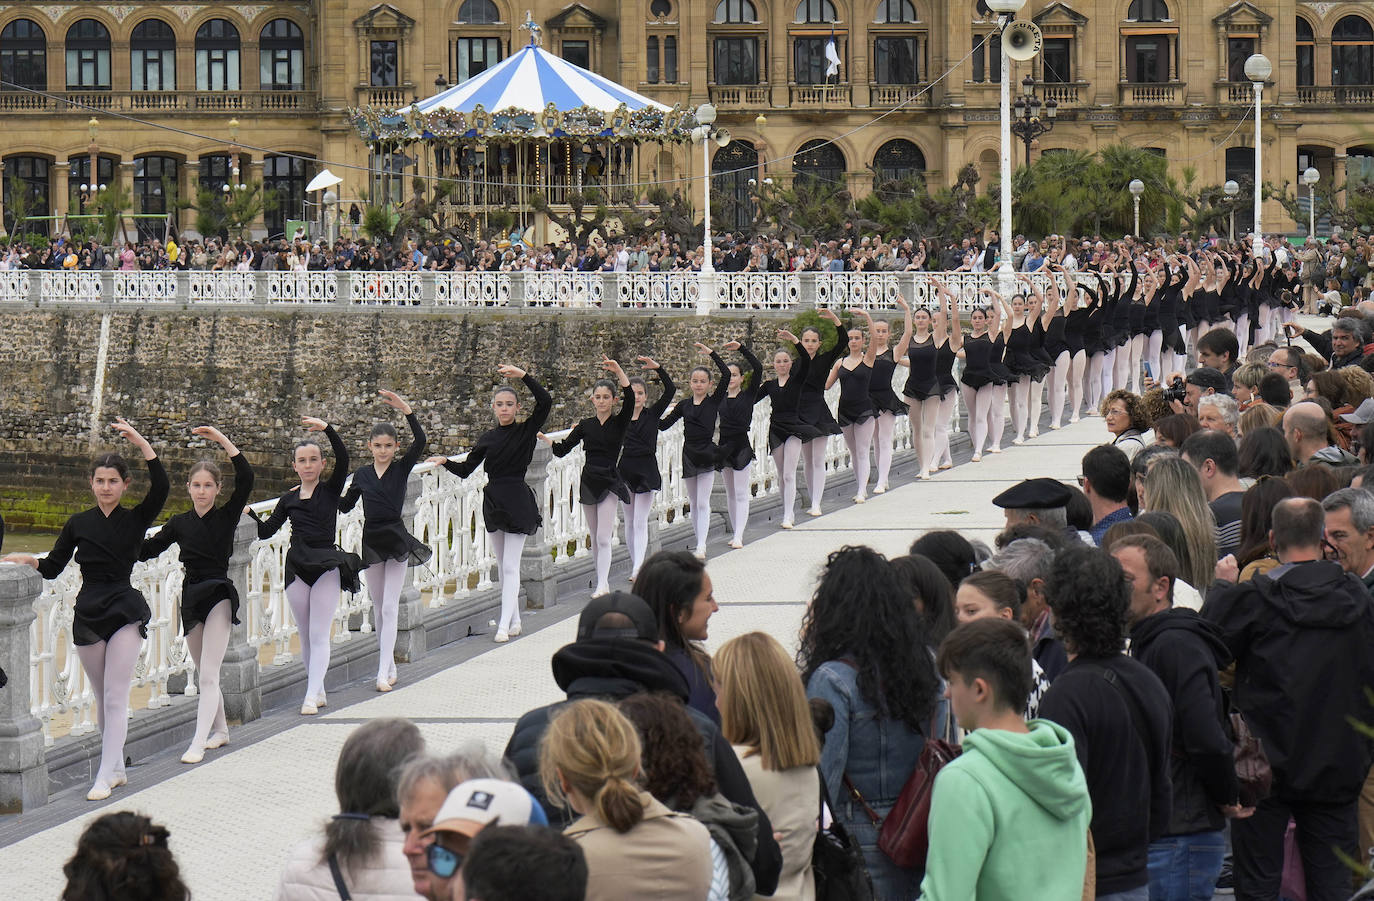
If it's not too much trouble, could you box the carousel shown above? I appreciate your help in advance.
[349,14,695,242]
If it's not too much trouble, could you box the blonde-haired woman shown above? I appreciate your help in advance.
[540,699,712,901]
[1142,455,1218,590]
[716,632,821,901]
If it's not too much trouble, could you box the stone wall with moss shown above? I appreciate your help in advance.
[0,306,816,531]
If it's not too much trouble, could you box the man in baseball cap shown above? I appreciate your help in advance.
[418,779,547,901]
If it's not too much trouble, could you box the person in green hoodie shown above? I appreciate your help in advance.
[921,617,1093,901]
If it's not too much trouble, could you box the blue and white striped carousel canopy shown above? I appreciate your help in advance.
[417,42,668,118]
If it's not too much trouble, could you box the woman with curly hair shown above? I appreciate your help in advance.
[799,545,940,899]
[1101,389,1150,459]
[1140,386,1173,426]
[62,813,190,901]
[1142,456,1218,590]
[1238,426,1293,479]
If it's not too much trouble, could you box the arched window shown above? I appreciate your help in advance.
[712,140,758,231]
[458,0,501,24]
[647,35,659,82]
[872,138,925,186]
[1297,18,1314,87]
[131,20,176,92]
[260,19,304,91]
[796,0,837,24]
[65,19,111,90]
[3,155,50,234]
[198,154,233,193]
[1333,16,1374,86]
[715,0,757,24]
[650,0,673,15]
[876,0,917,23]
[793,139,845,187]
[263,155,311,237]
[1,19,47,91]
[196,20,240,91]
[1127,0,1169,22]
[134,155,178,240]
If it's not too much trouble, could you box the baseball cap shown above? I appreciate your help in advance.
[575,590,658,642]
[1341,398,1374,424]
[422,779,547,840]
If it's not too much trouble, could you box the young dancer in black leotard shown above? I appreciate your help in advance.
[7,418,168,801]
[138,426,251,764]
[541,358,632,598]
[1004,276,1050,445]
[960,295,1007,461]
[338,390,428,693]
[619,357,673,580]
[719,343,763,548]
[255,417,363,714]
[933,284,964,470]
[796,308,845,516]
[985,291,1017,453]
[428,365,551,642]
[827,310,879,503]
[865,303,908,492]
[897,290,950,479]
[761,329,821,529]
[661,343,730,558]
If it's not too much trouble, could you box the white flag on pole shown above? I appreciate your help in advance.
[825,38,841,77]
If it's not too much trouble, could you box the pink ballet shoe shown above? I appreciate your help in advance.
[300,702,318,716]
[205,732,229,749]
[780,520,794,529]
[493,630,510,643]
[971,454,982,463]
[181,747,205,764]
[509,622,523,637]
[375,680,392,693]
[989,447,1003,454]
[728,540,744,549]
[87,782,113,802]
[1012,437,1025,446]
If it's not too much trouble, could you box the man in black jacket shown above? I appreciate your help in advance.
[1113,534,1239,900]
[503,592,782,895]
[1206,497,1374,901]
[1038,546,1174,901]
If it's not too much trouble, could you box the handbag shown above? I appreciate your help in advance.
[813,770,874,901]
[1229,707,1273,806]
[844,738,961,870]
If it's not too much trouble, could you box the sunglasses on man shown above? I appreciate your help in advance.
[426,842,463,879]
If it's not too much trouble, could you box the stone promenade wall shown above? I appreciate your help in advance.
[0,306,797,530]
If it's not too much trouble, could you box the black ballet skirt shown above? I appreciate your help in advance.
[73,581,152,646]
[836,362,876,426]
[869,349,907,415]
[618,453,661,494]
[1043,315,1069,359]
[479,476,541,535]
[989,335,1015,385]
[618,370,676,495]
[716,348,763,472]
[681,444,723,478]
[903,338,942,401]
[285,542,365,593]
[936,340,958,396]
[961,334,997,389]
[1031,318,1055,369]
[1007,324,1051,380]
[360,519,433,567]
[180,576,240,633]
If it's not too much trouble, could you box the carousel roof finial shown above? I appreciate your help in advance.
[520,10,542,47]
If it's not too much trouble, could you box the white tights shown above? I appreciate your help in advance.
[962,384,996,458]
[1048,351,1071,428]
[907,397,942,476]
[841,420,876,499]
[75,623,144,790]
[1129,335,1146,393]
[987,385,1008,452]
[1256,304,1274,346]
[802,438,828,514]
[771,438,803,524]
[1087,352,1106,412]
[1235,313,1250,359]
[1009,376,1031,443]
[685,473,715,553]
[365,560,406,683]
[872,412,896,489]
[724,465,752,544]
[1145,331,1163,388]
[185,602,231,755]
[285,570,341,704]
[1068,351,1087,422]
[583,495,619,595]
[490,531,525,634]
[1112,344,1131,396]
[1028,377,1045,437]
[937,392,957,467]
[622,491,655,578]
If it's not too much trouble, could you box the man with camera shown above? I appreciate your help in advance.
[1157,367,1228,417]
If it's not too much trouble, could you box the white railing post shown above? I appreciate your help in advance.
[392,470,428,661]
[0,563,46,812]
[220,515,263,724]
[521,443,560,608]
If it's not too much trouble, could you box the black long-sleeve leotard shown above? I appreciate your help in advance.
[619,369,676,494]
[762,344,824,450]
[661,351,731,478]
[718,346,763,471]
[338,412,431,567]
[551,384,635,505]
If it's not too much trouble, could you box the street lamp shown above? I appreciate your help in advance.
[1223,179,1239,244]
[1128,178,1144,237]
[986,0,1029,293]
[1244,53,1271,258]
[692,102,730,275]
[1010,75,1057,168]
[1302,166,1320,241]
[86,117,100,209]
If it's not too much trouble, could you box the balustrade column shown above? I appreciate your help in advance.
[520,443,559,609]
[220,516,263,724]
[0,564,46,812]
[392,471,428,661]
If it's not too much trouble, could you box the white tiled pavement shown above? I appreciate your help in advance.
[0,418,1109,900]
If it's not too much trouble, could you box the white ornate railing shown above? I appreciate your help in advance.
[618,272,698,310]
[434,272,511,307]
[525,272,604,308]
[112,271,180,303]
[266,272,339,304]
[0,270,31,302]
[27,363,924,744]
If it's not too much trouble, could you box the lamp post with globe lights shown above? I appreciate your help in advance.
[1302,166,1320,241]
[692,102,731,275]
[1244,53,1271,258]
[1129,178,1144,238]
[1224,179,1239,243]
[986,0,1029,293]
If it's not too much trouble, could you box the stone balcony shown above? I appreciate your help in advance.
[1297,84,1374,105]
[1119,81,1184,105]
[788,83,852,107]
[871,83,934,107]
[707,84,771,107]
[0,89,317,114]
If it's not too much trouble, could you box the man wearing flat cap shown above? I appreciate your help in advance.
[992,477,1073,534]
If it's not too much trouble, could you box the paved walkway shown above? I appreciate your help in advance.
[0,418,1109,899]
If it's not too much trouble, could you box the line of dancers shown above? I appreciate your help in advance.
[0,246,1291,802]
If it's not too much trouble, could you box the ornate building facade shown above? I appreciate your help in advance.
[0,0,1365,239]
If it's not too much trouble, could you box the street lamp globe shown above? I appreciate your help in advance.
[1302,166,1320,186]
[695,103,717,126]
[1243,53,1272,84]
[1129,179,1145,197]
[986,0,1027,12]
[1224,180,1239,197]
[755,113,767,130]
[87,117,99,140]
